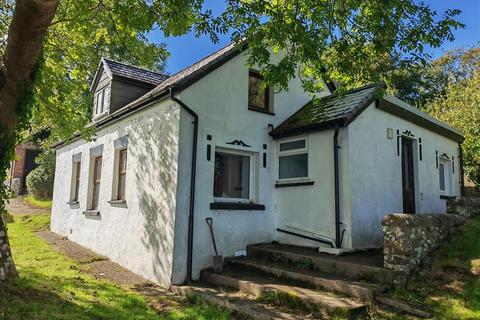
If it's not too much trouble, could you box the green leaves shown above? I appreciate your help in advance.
[219,0,464,92]
[424,48,480,187]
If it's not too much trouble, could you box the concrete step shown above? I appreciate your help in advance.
[170,284,311,320]
[200,270,366,319]
[247,244,396,284]
[229,257,386,301]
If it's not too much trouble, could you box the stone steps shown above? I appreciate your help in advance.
[247,244,396,284]
[200,270,366,318]
[170,284,313,320]
[228,257,386,301]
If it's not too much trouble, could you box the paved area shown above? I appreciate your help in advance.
[5,197,49,215]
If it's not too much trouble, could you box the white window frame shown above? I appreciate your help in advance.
[277,137,309,182]
[213,147,257,203]
[93,86,108,119]
[111,147,128,202]
[69,159,81,202]
[439,156,452,196]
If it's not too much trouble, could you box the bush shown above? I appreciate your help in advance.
[26,150,55,200]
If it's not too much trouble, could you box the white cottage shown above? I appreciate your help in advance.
[51,43,464,287]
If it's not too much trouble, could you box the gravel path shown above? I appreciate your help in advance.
[5,197,49,215]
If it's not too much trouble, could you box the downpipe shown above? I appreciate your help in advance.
[333,123,342,248]
[169,88,198,283]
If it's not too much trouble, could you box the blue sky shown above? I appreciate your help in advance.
[148,0,480,75]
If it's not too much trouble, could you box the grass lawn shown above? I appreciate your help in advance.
[24,195,53,209]
[0,214,230,320]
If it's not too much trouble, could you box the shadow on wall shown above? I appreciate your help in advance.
[129,106,179,285]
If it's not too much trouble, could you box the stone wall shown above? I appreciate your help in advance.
[447,196,480,218]
[382,213,465,273]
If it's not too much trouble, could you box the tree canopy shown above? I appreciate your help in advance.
[424,47,480,187]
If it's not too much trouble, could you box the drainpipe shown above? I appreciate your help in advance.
[333,123,341,248]
[169,88,199,283]
[459,142,465,196]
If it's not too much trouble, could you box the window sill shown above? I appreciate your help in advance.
[275,181,314,188]
[440,195,455,200]
[108,199,127,207]
[92,111,108,121]
[82,210,100,217]
[67,200,79,205]
[248,106,275,116]
[210,202,265,211]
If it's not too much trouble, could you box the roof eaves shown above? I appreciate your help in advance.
[379,95,464,142]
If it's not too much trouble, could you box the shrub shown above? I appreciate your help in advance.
[26,150,55,200]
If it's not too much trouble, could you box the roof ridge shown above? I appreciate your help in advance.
[102,57,168,78]
[316,83,380,101]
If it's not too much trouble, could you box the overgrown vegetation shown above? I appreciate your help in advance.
[26,150,55,200]
[24,195,52,210]
[0,214,229,320]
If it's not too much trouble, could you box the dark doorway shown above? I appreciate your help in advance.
[401,138,416,213]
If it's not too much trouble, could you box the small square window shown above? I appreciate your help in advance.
[278,138,308,180]
[248,70,270,111]
[213,151,251,200]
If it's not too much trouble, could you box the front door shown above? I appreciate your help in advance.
[401,138,416,213]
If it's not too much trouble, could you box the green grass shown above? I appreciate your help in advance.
[0,214,230,320]
[24,195,53,209]
[432,217,480,272]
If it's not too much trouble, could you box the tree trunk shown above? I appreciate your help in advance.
[0,0,59,281]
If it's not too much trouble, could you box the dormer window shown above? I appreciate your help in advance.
[248,70,272,114]
[94,87,108,117]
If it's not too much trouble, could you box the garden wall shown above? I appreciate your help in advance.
[382,197,480,273]
[382,213,465,273]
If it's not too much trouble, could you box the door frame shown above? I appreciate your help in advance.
[401,137,416,214]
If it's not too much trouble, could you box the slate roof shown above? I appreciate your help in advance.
[102,58,169,86]
[270,84,380,138]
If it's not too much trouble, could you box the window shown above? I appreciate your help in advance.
[90,156,102,210]
[213,151,251,200]
[116,149,127,200]
[439,157,451,195]
[70,160,81,202]
[278,138,308,180]
[248,70,270,112]
[94,87,107,116]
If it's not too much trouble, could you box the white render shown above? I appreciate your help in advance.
[51,47,463,287]
[51,99,181,287]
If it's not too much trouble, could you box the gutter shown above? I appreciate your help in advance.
[169,88,198,283]
[333,123,342,248]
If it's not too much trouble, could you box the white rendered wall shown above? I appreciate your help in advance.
[51,99,181,287]
[171,51,322,283]
[275,128,353,249]
[347,103,461,248]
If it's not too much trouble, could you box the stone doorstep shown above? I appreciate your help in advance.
[229,258,387,301]
[170,284,309,320]
[200,270,366,317]
[247,244,395,285]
